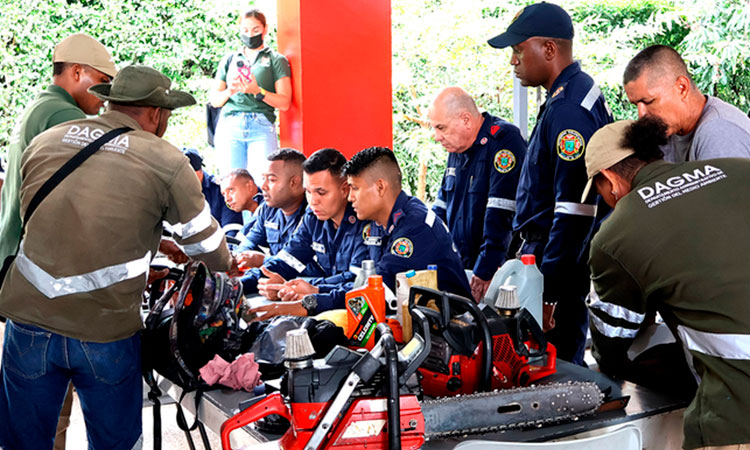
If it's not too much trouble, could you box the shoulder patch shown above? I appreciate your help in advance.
[556,129,585,161]
[390,237,413,258]
[494,150,516,173]
[490,124,500,136]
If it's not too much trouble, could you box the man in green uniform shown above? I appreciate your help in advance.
[0,65,234,450]
[0,33,116,265]
[584,118,750,450]
[0,33,116,450]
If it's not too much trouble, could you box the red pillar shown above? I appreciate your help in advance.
[277,0,392,159]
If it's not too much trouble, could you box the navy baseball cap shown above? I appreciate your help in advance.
[182,147,204,171]
[488,2,574,49]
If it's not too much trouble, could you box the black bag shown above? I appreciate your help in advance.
[0,127,132,290]
[206,53,236,147]
[142,260,245,450]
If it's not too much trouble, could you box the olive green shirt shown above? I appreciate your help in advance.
[216,46,291,123]
[589,160,750,449]
[0,111,232,342]
[0,85,86,263]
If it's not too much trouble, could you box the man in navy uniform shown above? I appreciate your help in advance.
[221,169,264,238]
[429,87,527,301]
[249,148,369,318]
[183,147,244,236]
[488,2,613,364]
[234,148,322,293]
[344,147,472,299]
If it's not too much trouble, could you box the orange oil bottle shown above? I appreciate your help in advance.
[345,275,386,349]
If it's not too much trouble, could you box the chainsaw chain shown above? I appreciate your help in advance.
[422,381,604,439]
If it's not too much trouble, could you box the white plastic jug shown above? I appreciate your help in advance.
[482,255,543,328]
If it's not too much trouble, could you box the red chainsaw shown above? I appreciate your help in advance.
[220,307,603,450]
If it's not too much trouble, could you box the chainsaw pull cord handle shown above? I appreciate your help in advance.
[441,291,494,392]
[515,308,547,358]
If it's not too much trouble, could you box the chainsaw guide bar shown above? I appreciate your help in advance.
[421,381,603,438]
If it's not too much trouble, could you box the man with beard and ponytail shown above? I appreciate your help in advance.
[584,117,750,450]
[209,8,292,182]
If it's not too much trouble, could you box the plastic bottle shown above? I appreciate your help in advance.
[483,255,543,328]
[352,260,377,289]
[346,275,386,350]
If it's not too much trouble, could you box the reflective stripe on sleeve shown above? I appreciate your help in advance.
[590,313,639,339]
[487,197,516,212]
[425,210,436,228]
[554,202,597,217]
[222,223,243,234]
[433,199,447,210]
[588,296,645,326]
[677,325,750,360]
[15,244,151,299]
[277,250,306,273]
[182,227,225,256]
[581,85,602,111]
[170,201,212,239]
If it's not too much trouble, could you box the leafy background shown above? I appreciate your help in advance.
[1,0,748,201]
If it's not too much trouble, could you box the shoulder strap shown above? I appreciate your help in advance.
[22,126,132,232]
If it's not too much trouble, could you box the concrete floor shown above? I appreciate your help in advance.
[67,392,225,450]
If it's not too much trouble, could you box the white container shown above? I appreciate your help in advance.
[353,260,377,289]
[482,254,543,328]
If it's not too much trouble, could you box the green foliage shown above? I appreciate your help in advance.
[2,0,749,196]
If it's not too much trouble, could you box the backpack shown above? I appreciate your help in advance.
[142,260,245,449]
[206,53,235,147]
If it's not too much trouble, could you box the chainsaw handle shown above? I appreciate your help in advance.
[408,286,451,329]
[516,308,547,358]
[399,308,432,384]
[220,393,290,450]
[408,286,493,392]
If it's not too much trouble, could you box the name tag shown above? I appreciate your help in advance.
[265,221,279,230]
[446,167,456,176]
[364,236,382,246]
[311,242,326,253]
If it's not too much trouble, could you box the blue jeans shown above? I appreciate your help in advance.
[0,320,143,450]
[215,112,279,183]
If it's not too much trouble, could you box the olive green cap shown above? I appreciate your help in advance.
[88,65,195,110]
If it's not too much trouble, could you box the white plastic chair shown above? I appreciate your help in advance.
[453,426,642,450]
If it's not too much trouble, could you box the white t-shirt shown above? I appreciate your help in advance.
[661,96,750,162]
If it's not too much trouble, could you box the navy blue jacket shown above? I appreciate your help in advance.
[264,203,369,313]
[433,112,527,281]
[238,198,324,293]
[202,173,243,236]
[367,191,472,299]
[513,62,613,303]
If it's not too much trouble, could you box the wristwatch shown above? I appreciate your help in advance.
[255,87,266,101]
[301,294,318,316]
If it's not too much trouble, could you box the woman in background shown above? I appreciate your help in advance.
[210,8,291,183]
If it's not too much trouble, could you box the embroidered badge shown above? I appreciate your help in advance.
[490,125,500,136]
[480,137,488,145]
[311,242,326,253]
[556,129,585,161]
[551,86,564,98]
[348,215,356,224]
[362,223,381,246]
[391,237,413,258]
[494,150,516,173]
[362,223,372,240]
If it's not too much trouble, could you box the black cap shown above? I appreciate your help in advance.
[182,147,204,171]
[488,2,574,49]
